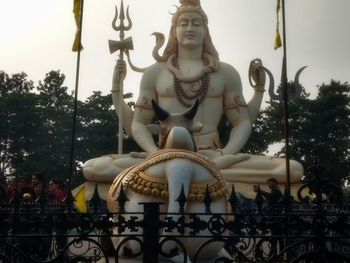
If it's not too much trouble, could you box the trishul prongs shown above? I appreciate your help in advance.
[262,65,307,101]
[109,0,133,56]
[111,0,132,40]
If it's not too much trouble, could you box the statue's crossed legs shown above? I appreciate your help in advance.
[81,153,303,199]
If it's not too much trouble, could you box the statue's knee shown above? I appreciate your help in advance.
[82,165,97,181]
[290,160,304,181]
[82,156,116,182]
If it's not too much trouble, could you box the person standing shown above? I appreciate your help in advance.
[254,178,283,210]
[47,178,66,203]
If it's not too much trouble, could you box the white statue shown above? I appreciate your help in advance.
[81,0,303,199]
[108,100,228,262]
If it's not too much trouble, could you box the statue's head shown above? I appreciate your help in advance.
[173,0,208,27]
[161,0,219,62]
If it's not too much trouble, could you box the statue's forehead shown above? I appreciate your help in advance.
[178,12,202,21]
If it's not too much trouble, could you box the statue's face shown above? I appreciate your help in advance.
[176,12,205,48]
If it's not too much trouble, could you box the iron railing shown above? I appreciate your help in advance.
[0,162,349,263]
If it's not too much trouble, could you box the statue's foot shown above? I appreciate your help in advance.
[212,153,251,169]
[83,155,122,182]
[82,154,144,183]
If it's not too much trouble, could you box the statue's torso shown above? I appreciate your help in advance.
[153,63,228,142]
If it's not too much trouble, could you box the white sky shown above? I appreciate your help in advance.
[1,0,350,104]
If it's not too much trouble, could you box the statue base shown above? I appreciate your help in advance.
[72,180,301,202]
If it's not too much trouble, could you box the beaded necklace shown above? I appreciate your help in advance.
[174,73,209,107]
[169,54,211,107]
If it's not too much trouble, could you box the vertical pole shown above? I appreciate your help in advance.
[141,202,160,262]
[117,0,126,155]
[117,66,124,155]
[281,2,291,261]
[281,0,291,204]
[69,0,84,184]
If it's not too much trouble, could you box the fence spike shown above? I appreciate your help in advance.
[89,184,102,212]
[227,184,238,212]
[203,185,212,213]
[175,184,187,213]
[116,184,129,213]
[254,185,264,212]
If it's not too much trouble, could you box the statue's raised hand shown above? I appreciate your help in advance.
[112,59,127,91]
[248,58,266,90]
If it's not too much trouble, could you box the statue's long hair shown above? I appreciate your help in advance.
[155,1,219,68]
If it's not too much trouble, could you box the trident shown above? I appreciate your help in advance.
[109,0,134,154]
[260,65,307,101]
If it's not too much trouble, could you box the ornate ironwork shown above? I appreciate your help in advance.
[0,156,349,262]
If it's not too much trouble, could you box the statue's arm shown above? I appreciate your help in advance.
[222,64,252,155]
[111,60,134,136]
[131,67,159,153]
[247,58,266,123]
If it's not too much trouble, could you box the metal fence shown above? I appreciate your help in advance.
[0,164,349,263]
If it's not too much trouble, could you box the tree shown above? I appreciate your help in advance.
[76,91,117,161]
[0,70,141,185]
[0,71,40,176]
[33,71,75,180]
[262,80,350,185]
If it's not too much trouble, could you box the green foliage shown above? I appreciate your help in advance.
[34,71,74,180]
[0,70,140,186]
[0,72,38,175]
[242,113,272,154]
[262,80,350,185]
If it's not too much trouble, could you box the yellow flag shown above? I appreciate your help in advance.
[74,186,87,212]
[72,0,84,52]
[274,0,282,50]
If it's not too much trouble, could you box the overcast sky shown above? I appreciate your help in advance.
[1,0,349,104]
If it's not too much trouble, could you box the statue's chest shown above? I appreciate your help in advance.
[156,72,225,98]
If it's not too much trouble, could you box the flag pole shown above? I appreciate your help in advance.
[69,0,84,184]
[281,0,292,203]
[271,0,306,204]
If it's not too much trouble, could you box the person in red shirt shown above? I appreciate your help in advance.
[47,178,67,203]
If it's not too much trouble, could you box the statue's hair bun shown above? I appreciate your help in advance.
[179,0,200,6]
